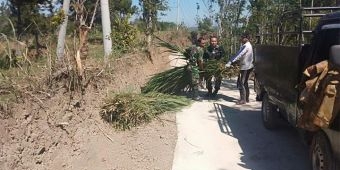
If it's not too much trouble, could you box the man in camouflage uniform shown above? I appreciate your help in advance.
[187,37,205,101]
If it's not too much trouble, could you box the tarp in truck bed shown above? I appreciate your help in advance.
[299,60,340,131]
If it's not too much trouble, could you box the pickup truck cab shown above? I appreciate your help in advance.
[254,10,340,170]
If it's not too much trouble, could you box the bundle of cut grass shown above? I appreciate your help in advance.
[100,92,191,130]
[141,65,191,94]
[204,60,239,79]
[141,36,197,94]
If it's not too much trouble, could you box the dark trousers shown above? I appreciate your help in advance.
[237,68,253,102]
[206,75,222,93]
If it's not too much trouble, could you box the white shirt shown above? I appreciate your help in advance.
[230,41,254,70]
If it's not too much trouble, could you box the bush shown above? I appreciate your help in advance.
[111,16,138,53]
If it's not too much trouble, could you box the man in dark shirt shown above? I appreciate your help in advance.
[204,35,226,97]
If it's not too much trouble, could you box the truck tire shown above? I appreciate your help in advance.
[256,94,262,101]
[254,78,263,101]
[261,94,279,129]
[310,131,336,170]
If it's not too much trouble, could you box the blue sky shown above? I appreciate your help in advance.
[132,0,218,27]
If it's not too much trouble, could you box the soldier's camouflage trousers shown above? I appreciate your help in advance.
[189,66,200,88]
[188,66,200,99]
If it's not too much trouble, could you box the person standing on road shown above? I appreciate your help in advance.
[204,35,226,97]
[225,33,254,104]
[187,37,206,101]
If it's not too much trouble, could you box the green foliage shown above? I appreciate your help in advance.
[142,65,191,94]
[108,0,139,52]
[100,92,191,130]
[139,0,169,16]
[8,0,60,37]
[204,60,239,79]
[139,0,169,43]
[111,15,138,52]
[141,37,192,94]
[247,0,338,46]
[110,0,137,18]
[213,0,249,54]
[50,9,65,29]
[132,18,176,33]
[131,18,144,32]
[157,21,176,31]
[197,17,214,35]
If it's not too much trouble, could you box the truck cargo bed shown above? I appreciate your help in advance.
[255,45,300,105]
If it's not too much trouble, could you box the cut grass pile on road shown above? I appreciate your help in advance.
[100,92,191,130]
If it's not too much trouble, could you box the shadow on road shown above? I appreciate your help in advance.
[222,78,255,90]
[217,94,238,103]
[213,103,311,170]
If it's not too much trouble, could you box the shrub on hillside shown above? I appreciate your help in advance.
[111,15,138,53]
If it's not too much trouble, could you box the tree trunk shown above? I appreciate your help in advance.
[100,0,112,63]
[217,0,225,38]
[146,13,152,47]
[56,0,70,62]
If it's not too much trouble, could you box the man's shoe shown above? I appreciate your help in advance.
[205,92,212,97]
[236,100,246,105]
[212,90,218,97]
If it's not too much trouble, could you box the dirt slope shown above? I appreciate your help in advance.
[0,31,190,170]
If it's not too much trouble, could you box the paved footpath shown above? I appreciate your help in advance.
[171,78,311,170]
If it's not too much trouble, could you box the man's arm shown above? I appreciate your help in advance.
[225,44,248,68]
[229,45,248,63]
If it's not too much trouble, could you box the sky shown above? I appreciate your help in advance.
[132,0,218,27]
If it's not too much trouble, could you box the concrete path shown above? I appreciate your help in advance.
[171,78,311,170]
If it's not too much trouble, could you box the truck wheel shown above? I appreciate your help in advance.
[254,78,262,101]
[256,94,262,101]
[261,94,279,129]
[311,132,335,170]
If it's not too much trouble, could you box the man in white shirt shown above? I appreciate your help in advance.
[225,33,254,104]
